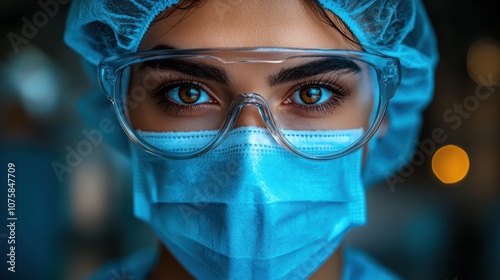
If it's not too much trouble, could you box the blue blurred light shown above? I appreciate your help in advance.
[8,47,60,117]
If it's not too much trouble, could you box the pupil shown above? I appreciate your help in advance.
[179,86,200,104]
[300,87,321,104]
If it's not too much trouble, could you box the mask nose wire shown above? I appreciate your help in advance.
[205,92,295,154]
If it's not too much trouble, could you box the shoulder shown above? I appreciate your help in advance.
[86,247,158,280]
[342,247,402,280]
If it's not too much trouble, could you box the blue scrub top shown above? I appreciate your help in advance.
[87,246,401,280]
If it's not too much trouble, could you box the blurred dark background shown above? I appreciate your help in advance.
[0,1,499,279]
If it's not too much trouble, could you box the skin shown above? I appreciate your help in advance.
[136,0,364,279]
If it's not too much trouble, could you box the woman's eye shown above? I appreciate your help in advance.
[291,86,333,105]
[166,85,212,105]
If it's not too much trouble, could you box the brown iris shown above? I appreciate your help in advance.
[178,86,201,104]
[299,86,321,104]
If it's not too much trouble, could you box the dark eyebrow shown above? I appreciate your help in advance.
[269,58,361,87]
[139,56,229,86]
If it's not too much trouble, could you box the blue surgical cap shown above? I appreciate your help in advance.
[64,0,439,187]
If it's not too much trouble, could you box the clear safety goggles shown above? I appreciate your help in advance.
[98,47,401,159]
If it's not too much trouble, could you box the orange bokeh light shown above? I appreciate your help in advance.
[432,145,470,184]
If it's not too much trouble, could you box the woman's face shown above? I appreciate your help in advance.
[130,0,373,145]
[127,3,369,276]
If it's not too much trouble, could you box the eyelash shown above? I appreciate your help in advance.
[150,76,215,114]
[148,74,352,114]
[287,76,352,115]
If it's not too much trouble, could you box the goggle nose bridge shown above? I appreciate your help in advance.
[209,92,290,153]
[225,92,278,131]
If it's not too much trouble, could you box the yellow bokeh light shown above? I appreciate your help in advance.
[432,145,470,184]
[466,38,500,85]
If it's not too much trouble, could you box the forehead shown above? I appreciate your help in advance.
[139,0,358,51]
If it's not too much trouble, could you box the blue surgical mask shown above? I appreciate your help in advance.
[131,127,366,279]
